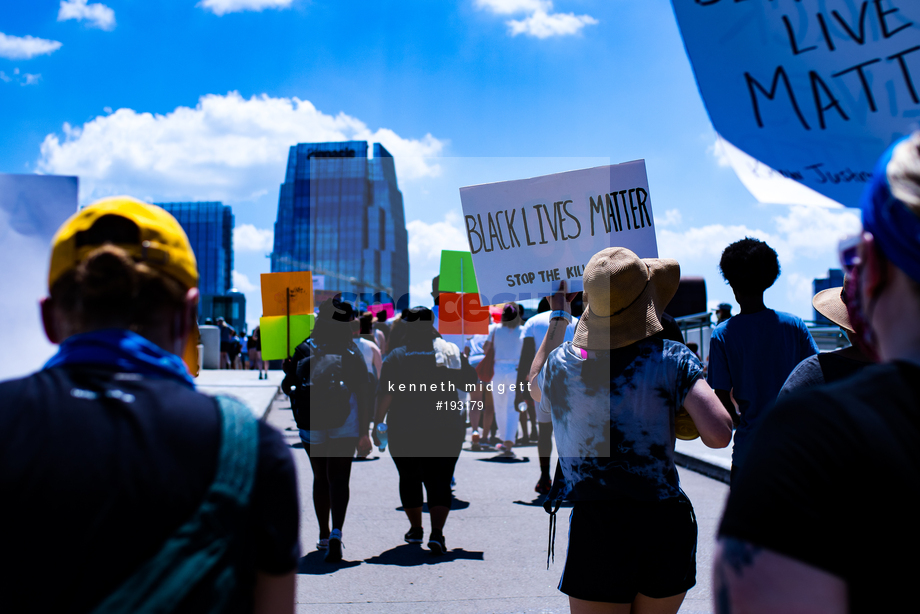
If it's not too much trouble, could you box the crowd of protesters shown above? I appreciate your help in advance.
[3,134,920,613]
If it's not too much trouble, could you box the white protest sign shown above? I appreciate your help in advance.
[716,135,843,208]
[0,173,78,380]
[459,161,658,304]
[672,0,920,207]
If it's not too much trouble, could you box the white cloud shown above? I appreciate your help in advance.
[58,0,116,31]
[475,0,551,14]
[231,270,257,292]
[785,272,814,306]
[199,0,294,16]
[707,138,732,168]
[772,205,861,260]
[659,206,860,266]
[0,71,10,82]
[508,10,598,38]
[658,223,774,262]
[0,32,62,60]
[234,223,274,252]
[406,210,470,262]
[656,208,683,228]
[406,211,470,306]
[20,73,41,86]
[37,91,446,204]
[475,0,597,38]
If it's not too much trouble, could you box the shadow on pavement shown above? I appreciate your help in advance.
[363,543,485,567]
[352,456,380,462]
[513,496,573,508]
[297,551,362,575]
[396,496,470,512]
[477,455,530,463]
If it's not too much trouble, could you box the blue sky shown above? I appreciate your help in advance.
[2,0,862,330]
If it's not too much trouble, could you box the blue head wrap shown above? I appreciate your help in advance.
[861,134,920,284]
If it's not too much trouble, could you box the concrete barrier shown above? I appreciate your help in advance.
[199,325,220,369]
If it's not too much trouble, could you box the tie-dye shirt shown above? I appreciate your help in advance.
[539,338,703,502]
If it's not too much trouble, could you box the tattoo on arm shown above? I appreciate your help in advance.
[715,538,762,614]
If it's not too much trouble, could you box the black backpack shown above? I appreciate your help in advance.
[290,339,359,431]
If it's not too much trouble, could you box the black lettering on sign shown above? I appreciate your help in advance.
[810,70,850,129]
[466,215,483,254]
[589,195,609,236]
[608,193,622,232]
[832,59,881,112]
[782,15,817,56]
[562,200,582,239]
[521,207,537,246]
[486,212,501,252]
[832,3,869,45]
[635,188,652,228]
[533,205,549,244]
[888,45,920,104]
[619,190,631,230]
[874,0,913,39]
[504,208,520,248]
[746,66,812,131]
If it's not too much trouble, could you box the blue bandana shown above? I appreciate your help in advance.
[44,328,194,388]
[861,135,920,284]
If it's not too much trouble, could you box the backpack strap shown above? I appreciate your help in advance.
[91,396,258,614]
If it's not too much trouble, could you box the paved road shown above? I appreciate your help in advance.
[264,394,730,614]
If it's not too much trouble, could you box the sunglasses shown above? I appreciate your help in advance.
[838,234,862,272]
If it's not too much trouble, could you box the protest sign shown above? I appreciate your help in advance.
[459,161,658,303]
[437,250,490,335]
[260,271,313,317]
[259,314,315,361]
[0,173,78,380]
[672,0,920,207]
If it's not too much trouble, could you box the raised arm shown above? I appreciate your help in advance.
[529,283,575,403]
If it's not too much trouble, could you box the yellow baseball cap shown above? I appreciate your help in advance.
[48,196,198,291]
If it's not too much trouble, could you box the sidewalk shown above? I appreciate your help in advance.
[193,369,282,419]
[264,393,729,614]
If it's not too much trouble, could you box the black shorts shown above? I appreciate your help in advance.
[559,495,697,603]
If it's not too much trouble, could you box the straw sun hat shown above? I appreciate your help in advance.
[812,283,853,333]
[572,247,680,351]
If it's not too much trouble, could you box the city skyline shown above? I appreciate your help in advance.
[2,1,863,330]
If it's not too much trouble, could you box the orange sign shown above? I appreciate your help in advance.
[260,272,313,317]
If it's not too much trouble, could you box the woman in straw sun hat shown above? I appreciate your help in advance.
[779,275,873,397]
[529,247,733,614]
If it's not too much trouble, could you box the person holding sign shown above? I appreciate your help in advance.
[0,197,299,613]
[483,303,526,457]
[530,248,732,614]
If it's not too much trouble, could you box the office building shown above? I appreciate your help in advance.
[155,201,246,332]
[270,141,410,308]
[813,268,844,325]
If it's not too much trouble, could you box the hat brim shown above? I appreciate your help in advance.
[812,286,853,333]
[573,258,681,351]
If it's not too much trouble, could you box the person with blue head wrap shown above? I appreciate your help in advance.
[713,133,920,614]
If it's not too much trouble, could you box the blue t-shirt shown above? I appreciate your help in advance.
[539,338,704,502]
[707,309,818,469]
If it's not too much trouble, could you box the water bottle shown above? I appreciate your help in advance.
[517,401,528,413]
[376,423,389,452]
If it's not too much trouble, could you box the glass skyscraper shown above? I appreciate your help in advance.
[155,201,245,331]
[271,141,410,307]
